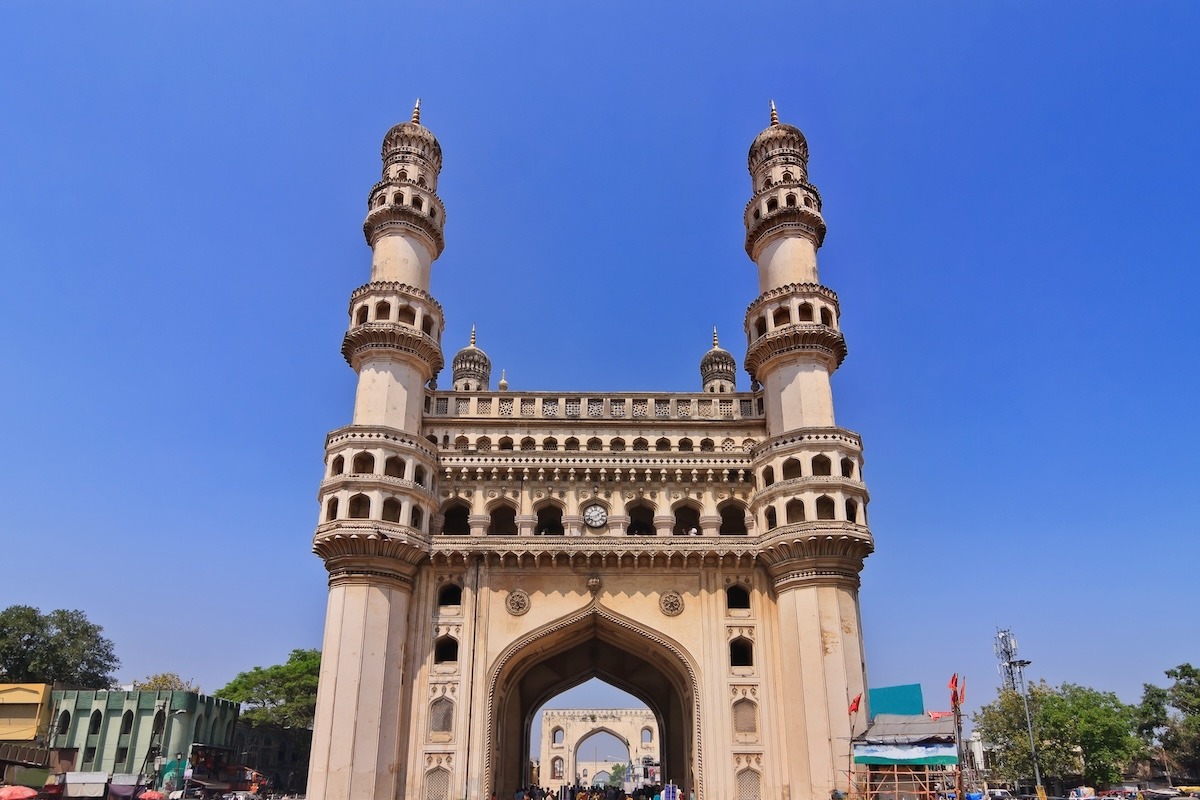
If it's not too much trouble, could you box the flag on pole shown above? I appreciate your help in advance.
[849,693,862,714]
[949,673,959,707]
[959,676,966,706]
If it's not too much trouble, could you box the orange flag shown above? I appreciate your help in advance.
[949,673,959,707]
[849,693,862,714]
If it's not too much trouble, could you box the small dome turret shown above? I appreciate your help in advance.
[701,327,736,393]
[497,369,509,392]
[452,326,491,391]
[748,101,809,175]
[381,99,443,175]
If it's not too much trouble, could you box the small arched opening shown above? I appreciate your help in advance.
[841,457,855,479]
[348,493,371,519]
[433,635,458,664]
[786,499,805,524]
[441,501,470,534]
[655,437,671,451]
[772,307,791,328]
[673,504,701,535]
[729,637,754,667]
[678,438,693,452]
[488,504,518,535]
[726,584,751,611]
[374,301,391,320]
[381,497,401,523]
[798,302,814,322]
[535,504,564,535]
[820,307,834,326]
[781,458,802,480]
[627,502,655,535]
[812,454,832,476]
[816,495,837,520]
[352,452,375,474]
[330,455,344,475]
[764,506,777,530]
[586,437,603,451]
[846,498,860,524]
[438,583,463,607]
[398,306,417,326]
[384,456,405,478]
[718,501,748,535]
[762,465,775,486]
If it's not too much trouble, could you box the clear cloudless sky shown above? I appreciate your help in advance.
[1,1,1197,735]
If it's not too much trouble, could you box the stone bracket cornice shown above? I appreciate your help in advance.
[324,424,439,460]
[745,207,827,258]
[363,205,445,258]
[757,521,874,567]
[341,322,445,375]
[748,475,870,509]
[319,473,437,500]
[743,323,847,378]
[744,282,840,323]
[749,427,863,459]
[349,281,444,316]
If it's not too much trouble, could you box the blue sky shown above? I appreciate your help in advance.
[2,1,1197,736]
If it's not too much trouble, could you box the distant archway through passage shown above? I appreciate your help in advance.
[486,604,700,799]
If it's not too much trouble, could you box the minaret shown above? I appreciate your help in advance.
[699,327,736,393]
[744,104,873,799]
[308,102,446,800]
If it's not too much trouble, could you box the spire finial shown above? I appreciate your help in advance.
[469,324,476,347]
[412,98,421,124]
[770,100,779,125]
[713,326,720,348]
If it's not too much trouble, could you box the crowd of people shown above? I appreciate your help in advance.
[506,783,682,800]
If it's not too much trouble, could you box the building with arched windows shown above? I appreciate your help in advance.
[308,102,876,800]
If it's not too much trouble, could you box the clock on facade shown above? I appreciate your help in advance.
[582,504,608,529]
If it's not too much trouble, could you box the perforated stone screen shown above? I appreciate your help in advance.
[425,767,450,800]
[429,698,453,733]
[736,768,761,800]
[733,699,757,733]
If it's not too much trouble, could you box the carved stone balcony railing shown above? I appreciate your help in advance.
[423,392,764,423]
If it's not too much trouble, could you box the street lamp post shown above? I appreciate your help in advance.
[1011,658,1042,792]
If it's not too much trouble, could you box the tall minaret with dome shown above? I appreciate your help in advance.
[307,103,875,800]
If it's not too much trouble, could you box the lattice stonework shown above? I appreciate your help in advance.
[720,399,734,417]
[632,399,648,417]
[429,698,453,733]
[520,398,535,416]
[611,400,626,417]
[565,398,580,416]
[476,397,491,414]
[698,399,714,416]
[655,400,670,417]
[677,400,691,417]
[499,398,513,416]
[435,397,449,415]
[736,768,761,800]
[587,398,603,417]
[732,699,757,733]
[455,398,469,415]
[425,767,450,800]
[543,398,559,417]
[741,399,754,416]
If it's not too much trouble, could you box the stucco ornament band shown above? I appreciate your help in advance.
[659,590,684,617]
[505,589,530,616]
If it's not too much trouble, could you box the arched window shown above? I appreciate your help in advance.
[120,711,133,735]
[355,306,368,325]
[766,197,779,212]
[330,455,344,476]
[764,506,777,529]
[678,438,693,452]
[754,317,767,338]
[429,697,454,733]
[410,506,423,529]
[535,504,564,535]
[425,768,450,800]
[753,207,761,220]
[786,499,805,524]
[841,457,855,479]
[641,727,653,744]
[543,437,558,450]
[375,195,385,208]
[733,698,758,734]
[374,302,391,320]
[627,502,655,535]
[812,455,832,476]
[820,307,834,326]
[476,437,492,452]
[772,307,791,328]
[414,465,427,486]
[348,494,370,519]
[564,437,579,451]
[655,437,671,451]
[736,769,761,800]
[88,710,102,735]
[392,193,403,206]
[57,711,71,736]
[398,170,408,181]
[412,196,423,211]
[429,206,437,219]
[816,495,836,520]
[382,497,401,522]
[438,583,462,607]
[324,495,338,521]
[846,498,859,524]
[786,193,797,207]
[417,176,427,188]
[782,171,794,182]
[781,458,802,480]
[441,501,470,535]
[674,504,701,535]
[730,637,754,667]
[632,437,648,451]
[586,437,603,451]
[726,585,751,610]
[384,456,405,478]
[804,195,814,208]
[398,306,417,326]
[433,636,458,664]
[719,502,748,535]
[798,302,814,322]
[552,757,564,780]
[610,438,626,452]
[699,438,715,452]
[762,465,775,486]
[499,437,514,451]
[488,504,517,535]
[552,727,565,745]
[352,452,375,474]
[520,437,536,451]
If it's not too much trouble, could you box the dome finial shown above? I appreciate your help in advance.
[770,99,779,126]
[498,369,509,392]
[713,326,720,348]
[412,97,421,124]
[469,324,476,347]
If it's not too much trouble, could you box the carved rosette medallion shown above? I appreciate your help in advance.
[505,589,530,616]
[659,591,684,617]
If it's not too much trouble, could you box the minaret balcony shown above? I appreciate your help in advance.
[744,203,826,259]
[313,521,432,570]
[341,322,445,374]
[320,473,436,500]
[363,203,445,258]
[749,475,869,509]
[743,322,847,377]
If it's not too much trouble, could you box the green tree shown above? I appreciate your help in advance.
[0,605,119,687]
[132,672,200,692]
[1141,664,1200,780]
[214,649,321,727]
[608,763,626,787]
[975,682,1138,787]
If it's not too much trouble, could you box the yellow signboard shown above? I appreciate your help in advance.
[1036,787,1048,800]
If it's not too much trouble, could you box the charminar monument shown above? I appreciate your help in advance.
[306,101,875,800]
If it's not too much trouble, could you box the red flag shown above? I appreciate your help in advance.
[949,673,959,707]
[848,693,862,714]
[959,676,966,706]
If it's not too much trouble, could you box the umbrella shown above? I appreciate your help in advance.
[0,787,40,800]
[139,792,165,800]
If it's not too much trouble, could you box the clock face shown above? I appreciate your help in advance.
[582,504,608,529]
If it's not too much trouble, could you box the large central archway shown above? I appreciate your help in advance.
[486,604,701,798]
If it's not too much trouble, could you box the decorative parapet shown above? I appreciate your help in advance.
[341,322,445,375]
[745,204,827,258]
[749,427,863,458]
[743,323,847,377]
[349,281,445,316]
[424,392,763,423]
[324,424,440,459]
[744,282,840,321]
[362,203,445,258]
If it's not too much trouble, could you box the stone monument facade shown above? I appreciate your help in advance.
[538,708,659,793]
[307,101,875,800]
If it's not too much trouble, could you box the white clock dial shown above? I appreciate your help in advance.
[582,504,608,528]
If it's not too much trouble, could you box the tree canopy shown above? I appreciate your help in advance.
[214,648,321,728]
[975,681,1139,788]
[132,672,200,692]
[0,605,119,687]
[1139,663,1200,780]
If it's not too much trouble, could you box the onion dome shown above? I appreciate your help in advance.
[381,99,443,173]
[452,325,491,391]
[498,370,509,392]
[748,100,809,176]
[701,327,736,392]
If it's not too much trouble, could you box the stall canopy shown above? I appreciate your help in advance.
[853,713,958,765]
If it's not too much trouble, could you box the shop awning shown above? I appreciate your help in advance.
[185,781,230,791]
